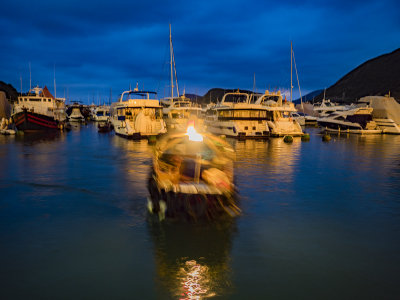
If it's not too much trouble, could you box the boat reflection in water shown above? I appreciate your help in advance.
[147,217,237,299]
[14,130,66,146]
[231,137,302,189]
[111,137,153,198]
[148,125,240,220]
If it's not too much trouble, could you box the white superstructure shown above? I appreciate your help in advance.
[92,105,110,122]
[204,91,270,138]
[68,103,85,122]
[255,90,303,137]
[110,89,166,139]
[161,96,203,132]
[13,86,67,122]
[317,106,381,134]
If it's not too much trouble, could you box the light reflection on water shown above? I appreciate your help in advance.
[0,125,400,299]
[147,218,236,299]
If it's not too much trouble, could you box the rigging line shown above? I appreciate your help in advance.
[292,47,302,104]
[171,40,180,97]
[156,32,170,96]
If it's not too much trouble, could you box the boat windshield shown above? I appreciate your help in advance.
[121,91,158,101]
[223,94,248,103]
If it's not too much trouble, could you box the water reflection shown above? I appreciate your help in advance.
[112,137,153,193]
[15,131,66,146]
[231,137,302,191]
[148,218,237,299]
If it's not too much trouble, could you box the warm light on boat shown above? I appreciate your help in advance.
[186,126,203,142]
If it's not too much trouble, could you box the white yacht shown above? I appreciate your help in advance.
[317,106,382,134]
[12,86,67,132]
[161,96,203,132]
[312,98,348,118]
[290,112,305,126]
[67,103,85,122]
[110,89,166,139]
[255,90,303,137]
[204,90,270,138]
[92,105,110,122]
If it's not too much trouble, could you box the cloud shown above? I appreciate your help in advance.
[1,0,399,101]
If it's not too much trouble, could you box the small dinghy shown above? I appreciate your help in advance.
[98,121,113,133]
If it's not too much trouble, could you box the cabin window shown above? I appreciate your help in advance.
[224,94,248,103]
[218,110,233,118]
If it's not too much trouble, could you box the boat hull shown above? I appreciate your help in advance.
[205,120,269,139]
[13,110,60,132]
[147,176,239,219]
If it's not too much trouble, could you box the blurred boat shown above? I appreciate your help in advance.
[204,90,270,138]
[97,120,113,133]
[110,88,166,139]
[12,86,67,132]
[92,105,110,122]
[148,125,239,219]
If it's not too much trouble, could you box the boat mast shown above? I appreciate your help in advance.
[29,62,32,91]
[290,41,293,102]
[253,72,256,93]
[53,64,57,99]
[292,43,303,107]
[169,24,174,101]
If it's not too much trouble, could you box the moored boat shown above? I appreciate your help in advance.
[162,96,203,132]
[317,106,382,134]
[110,88,166,139]
[12,86,67,132]
[92,105,110,122]
[204,90,270,138]
[67,102,86,123]
[98,120,113,133]
[255,90,304,137]
[359,95,400,134]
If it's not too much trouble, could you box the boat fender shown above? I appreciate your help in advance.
[283,135,293,143]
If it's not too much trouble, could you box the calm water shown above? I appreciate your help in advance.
[1,124,400,299]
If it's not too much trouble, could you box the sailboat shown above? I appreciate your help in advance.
[161,24,203,132]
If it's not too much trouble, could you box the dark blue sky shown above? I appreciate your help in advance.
[1,0,399,103]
